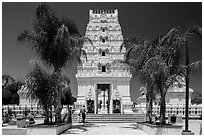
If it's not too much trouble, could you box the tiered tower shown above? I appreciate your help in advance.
[75,9,133,114]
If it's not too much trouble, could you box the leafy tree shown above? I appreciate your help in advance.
[2,74,15,86]
[178,24,202,130]
[120,37,159,123]
[61,75,76,106]
[191,92,202,105]
[17,3,90,123]
[26,62,56,123]
[26,61,76,124]
[121,24,201,125]
[121,27,193,124]
[2,74,24,105]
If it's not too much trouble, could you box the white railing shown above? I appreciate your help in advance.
[2,105,44,118]
[133,104,202,118]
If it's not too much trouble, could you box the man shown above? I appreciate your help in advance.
[80,105,86,123]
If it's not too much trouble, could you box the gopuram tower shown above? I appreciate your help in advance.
[75,9,133,114]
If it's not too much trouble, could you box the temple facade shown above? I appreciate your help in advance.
[137,76,194,106]
[75,9,133,114]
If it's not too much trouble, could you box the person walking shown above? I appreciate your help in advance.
[80,105,86,123]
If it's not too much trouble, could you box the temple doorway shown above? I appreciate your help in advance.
[113,98,121,113]
[87,98,94,113]
[97,84,110,114]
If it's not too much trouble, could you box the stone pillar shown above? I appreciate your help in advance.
[94,85,98,114]
[121,99,123,114]
[103,91,105,109]
[101,90,107,114]
[110,84,113,114]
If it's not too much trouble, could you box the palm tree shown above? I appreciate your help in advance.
[60,75,73,107]
[120,36,159,123]
[17,3,90,123]
[26,62,56,123]
[26,61,76,124]
[176,24,202,131]
[121,29,187,124]
[155,24,201,126]
[121,24,201,125]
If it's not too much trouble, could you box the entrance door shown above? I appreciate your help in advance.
[97,84,110,114]
[113,99,121,113]
[87,99,94,113]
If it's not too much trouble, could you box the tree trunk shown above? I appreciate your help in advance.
[149,98,153,123]
[159,75,166,125]
[55,87,62,124]
[44,107,50,124]
[146,84,154,123]
[50,104,52,123]
[160,92,166,125]
[53,70,62,124]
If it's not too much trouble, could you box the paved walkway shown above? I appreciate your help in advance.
[179,120,202,135]
[61,123,148,135]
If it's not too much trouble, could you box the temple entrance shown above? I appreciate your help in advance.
[96,84,110,114]
[87,99,94,113]
[113,98,121,113]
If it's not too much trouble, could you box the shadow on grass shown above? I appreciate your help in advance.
[61,122,105,134]
[120,123,139,130]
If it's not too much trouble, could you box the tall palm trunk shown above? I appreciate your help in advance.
[160,92,166,125]
[146,85,153,123]
[53,70,62,124]
[50,103,53,122]
[44,107,50,124]
[159,76,166,125]
[149,98,153,123]
[56,86,62,123]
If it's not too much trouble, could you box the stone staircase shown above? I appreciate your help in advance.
[72,113,145,123]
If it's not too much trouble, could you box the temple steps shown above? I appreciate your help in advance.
[72,113,145,123]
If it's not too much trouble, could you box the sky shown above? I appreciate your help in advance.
[2,2,202,103]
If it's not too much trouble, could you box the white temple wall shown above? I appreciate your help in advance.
[76,9,133,114]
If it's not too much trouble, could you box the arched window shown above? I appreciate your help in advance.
[94,35,98,40]
[109,26,112,30]
[102,38,105,43]
[117,35,120,40]
[89,26,92,30]
[101,20,107,23]
[101,27,107,32]
[110,35,113,40]
[102,51,105,56]
[102,66,106,72]
[96,26,99,30]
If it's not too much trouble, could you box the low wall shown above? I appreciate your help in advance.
[2,127,27,135]
[137,122,183,135]
[27,122,72,135]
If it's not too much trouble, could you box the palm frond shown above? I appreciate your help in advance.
[25,62,56,108]
[159,28,178,47]
[188,61,202,73]
[18,3,87,72]
[186,24,202,38]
